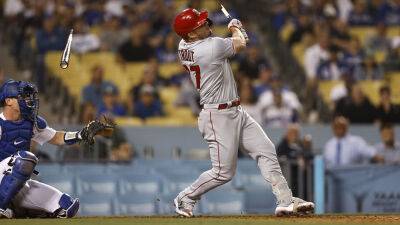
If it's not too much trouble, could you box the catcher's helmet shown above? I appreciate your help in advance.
[0,79,39,124]
[173,8,212,38]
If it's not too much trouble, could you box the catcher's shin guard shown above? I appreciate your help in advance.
[53,193,79,218]
[0,151,37,210]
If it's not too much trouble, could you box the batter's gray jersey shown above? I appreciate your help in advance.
[178,37,239,105]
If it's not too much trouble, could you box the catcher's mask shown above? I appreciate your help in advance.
[0,79,39,127]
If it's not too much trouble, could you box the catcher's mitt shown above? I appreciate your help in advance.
[79,117,115,145]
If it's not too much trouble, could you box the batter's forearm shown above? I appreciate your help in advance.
[231,27,246,53]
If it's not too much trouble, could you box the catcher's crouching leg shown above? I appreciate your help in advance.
[51,194,79,218]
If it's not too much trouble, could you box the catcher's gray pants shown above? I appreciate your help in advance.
[176,105,292,206]
[0,157,63,216]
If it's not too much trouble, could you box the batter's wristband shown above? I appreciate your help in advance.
[64,131,81,145]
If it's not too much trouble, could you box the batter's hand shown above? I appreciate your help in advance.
[228,19,243,30]
[228,19,249,43]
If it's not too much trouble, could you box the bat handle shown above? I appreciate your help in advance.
[239,27,249,43]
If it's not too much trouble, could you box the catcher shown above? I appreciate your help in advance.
[0,79,114,218]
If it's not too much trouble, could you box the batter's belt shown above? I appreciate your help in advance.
[201,99,240,110]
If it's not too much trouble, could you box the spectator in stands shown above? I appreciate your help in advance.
[348,0,375,25]
[105,117,134,162]
[253,67,273,98]
[238,45,270,80]
[277,123,313,161]
[81,65,117,108]
[356,55,384,80]
[258,76,302,113]
[375,85,400,124]
[387,32,400,71]
[304,32,330,81]
[287,13,313,48]
[133,85,164,119]
[118,24,154,62]
[82,1,104,26]
[277,124,314,197]
[35,16,67,90]
[79,102,96,124]
[316,48,346,80]
[71,18,100,54]
[342,38,365,79]
[100,16,129,52]
[97,84,127,117]
[156,32,178,63]
[365,22,392,55]
[330,18,352,52]
[369,0,391,23]
[386,0,400,25]
[330,69,355,102]
[175,76,201,116]
[324,116,380,168]
[239,78,262,124]
[334,84,376,123]
[374,123,400,164]
[260,88,298,128]
[35,16,66,55]
[129,63,162,103]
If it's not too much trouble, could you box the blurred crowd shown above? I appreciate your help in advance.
[271,0,400,124]
[1,0,400,163]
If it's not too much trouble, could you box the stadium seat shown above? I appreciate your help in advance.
[118,173,163,195]
[114,117,144,126]
[358,80,385,105]
[79,194,115,216]
[115,193,157,215]
[76,173,119,195]
[159,62,181,79]
[201,189,245,214]
[279,22,295,42]
[349,27,374,45]
[389,73,400,104]
[318,80,343,104]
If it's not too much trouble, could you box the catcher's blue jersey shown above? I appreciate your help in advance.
[0,116,47,161]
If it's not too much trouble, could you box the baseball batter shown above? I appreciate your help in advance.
[172,8,315,217]
[0,79,113,218]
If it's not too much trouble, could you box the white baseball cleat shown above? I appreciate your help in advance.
[0,208,14,219]
[174,197,194,218]
[275,197,315,216]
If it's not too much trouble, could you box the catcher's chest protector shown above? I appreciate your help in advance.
[0,116,48,160]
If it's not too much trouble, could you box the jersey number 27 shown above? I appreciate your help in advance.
[183,65,201,90]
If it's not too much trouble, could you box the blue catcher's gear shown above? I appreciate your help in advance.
[0,116,47,161]
[0,80,39,127]
[53,194,79,218]
[0,151,38,210]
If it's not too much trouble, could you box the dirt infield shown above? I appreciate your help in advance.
[2,215,400,225]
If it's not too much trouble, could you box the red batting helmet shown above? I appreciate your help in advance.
[173,8,212,37]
